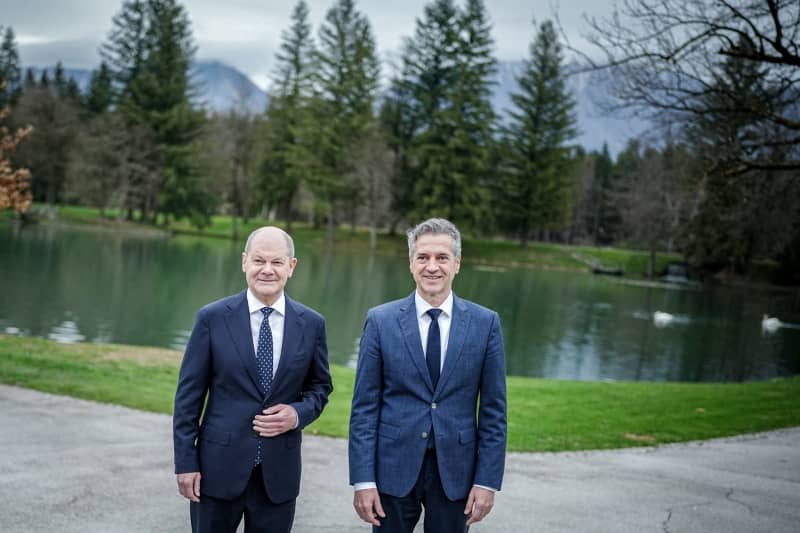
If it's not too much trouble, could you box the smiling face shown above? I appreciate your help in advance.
[410,233,461,306]
[242,228,297,306]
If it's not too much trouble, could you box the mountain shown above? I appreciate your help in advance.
[493,61,652,155]
[27,59,648,154]
[190,60,267,114]
[28,60,267,114]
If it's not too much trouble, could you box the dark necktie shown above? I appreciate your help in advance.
[255,307,274,465]
[426,308,442,389]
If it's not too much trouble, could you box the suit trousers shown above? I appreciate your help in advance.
[376,449,469,533]
[190,464,295,533]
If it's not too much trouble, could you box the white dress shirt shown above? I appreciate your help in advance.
[247,289,286,377]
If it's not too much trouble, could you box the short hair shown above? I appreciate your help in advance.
[244,227,295,257]
[407,218,461,258]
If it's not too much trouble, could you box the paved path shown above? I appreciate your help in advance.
[1,384,798,532]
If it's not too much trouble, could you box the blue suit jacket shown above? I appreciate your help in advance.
[348,292,507,500]
[173,290,332,503]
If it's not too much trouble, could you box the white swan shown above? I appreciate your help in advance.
[653,311,674,328]
[762,314,782,334]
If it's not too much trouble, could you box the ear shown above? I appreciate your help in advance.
[288,257,298,277]
[454,256,461,275]
[242,252,247,273]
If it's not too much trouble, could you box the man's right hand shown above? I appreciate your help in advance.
[353,488,385,526]
[177,472,201,502]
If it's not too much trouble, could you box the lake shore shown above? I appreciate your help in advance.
[5,204,682,279]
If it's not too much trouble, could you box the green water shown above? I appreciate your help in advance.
[1,223,798,382]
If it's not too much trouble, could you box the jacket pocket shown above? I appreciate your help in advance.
[458,427,476,444]
[378,421,401,441]
[200,426,231,446]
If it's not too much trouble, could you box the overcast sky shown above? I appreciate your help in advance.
[2,0,615,90]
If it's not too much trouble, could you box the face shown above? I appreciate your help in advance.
[410,233,461,305]
[242,229,297,306]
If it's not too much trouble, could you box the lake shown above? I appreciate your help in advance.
[1,223,798,382]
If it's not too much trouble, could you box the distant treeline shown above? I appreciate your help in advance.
[1,0,798,283]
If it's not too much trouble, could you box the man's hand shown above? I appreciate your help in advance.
[253,404,298,437]
[464,486,494,525]
[353,488,385,526]
[177,472,201,502]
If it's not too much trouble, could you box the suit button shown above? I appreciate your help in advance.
[421,431,428,439]
[431,402,437,409]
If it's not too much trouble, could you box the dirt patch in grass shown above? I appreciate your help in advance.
[623,433,657,444]
[101,345,183,366]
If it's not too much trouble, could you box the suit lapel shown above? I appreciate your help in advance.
[268,295,305,399]
[437,294,469,393]
[397,292,434,392]
[224,291,265,397]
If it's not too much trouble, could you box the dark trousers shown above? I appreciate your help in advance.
[190,465,295,533]
[376,449,469,533]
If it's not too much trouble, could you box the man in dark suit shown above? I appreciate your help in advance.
[349,218,507,532]
[173,226,332,533]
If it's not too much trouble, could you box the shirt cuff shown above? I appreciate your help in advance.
[354,482,377,491]
[473,484,497,492]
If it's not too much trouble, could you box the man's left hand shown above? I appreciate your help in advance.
[464,486,494,525]
[253,404,298,437]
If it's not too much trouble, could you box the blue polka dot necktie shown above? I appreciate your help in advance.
[255,307,274,465]
[426,308,442,389]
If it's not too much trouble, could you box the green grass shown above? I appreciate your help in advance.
[2,335,798,452]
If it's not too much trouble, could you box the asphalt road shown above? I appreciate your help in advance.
[1,384,798,532]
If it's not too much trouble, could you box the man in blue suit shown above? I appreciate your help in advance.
[349,218,507,532]
[173,226,332,533]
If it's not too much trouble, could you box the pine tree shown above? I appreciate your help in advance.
[101,0,148,101]
[23,68,36,90]
[387,0,498,232]
[378,72,418,232]
[254,0,317,231]
[0,27,21,107]
[502,19,577,245]
[38,70,50,88]
[100,0,213,227]
[442,0,497,231]
[400,0,461,225]
[84,62,114,114]
[313,0,380,241]
[588,143,620,245]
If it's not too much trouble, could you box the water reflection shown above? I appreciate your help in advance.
[1,223,798,382]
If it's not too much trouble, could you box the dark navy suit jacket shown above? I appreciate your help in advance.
[173,290,332,503]
[348,292,507,500]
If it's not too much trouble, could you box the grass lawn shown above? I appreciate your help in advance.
[2,335,797,452]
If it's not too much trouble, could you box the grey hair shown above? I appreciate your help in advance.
[244,227,295,257]
[407,218,462,258]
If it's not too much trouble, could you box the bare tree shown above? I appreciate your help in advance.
[353,123,394,251]
[615,140,695,276]
[64,112,159,219]
[13,86,79,206]
[574,0,800,173]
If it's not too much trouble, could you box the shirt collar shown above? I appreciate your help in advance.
[247,288,285,317]
[415,290,453,319]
